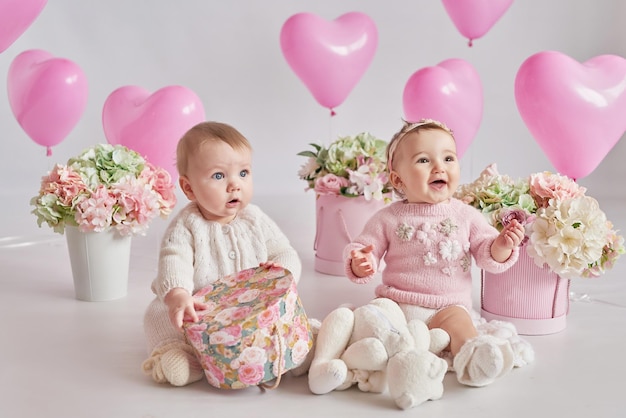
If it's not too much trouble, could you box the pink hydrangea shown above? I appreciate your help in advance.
[41,164,86,206]
[111,176,161,235]
[529,171,586,209]
[31,144,178,236]
[74,186,116,232]
[140,163,177,216]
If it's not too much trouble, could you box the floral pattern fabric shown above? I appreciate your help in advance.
[183,267,312,389]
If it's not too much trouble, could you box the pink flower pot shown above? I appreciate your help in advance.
[481,244,570,335]
[314,194,386,276]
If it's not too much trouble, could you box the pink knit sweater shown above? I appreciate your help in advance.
[343,198,519,311]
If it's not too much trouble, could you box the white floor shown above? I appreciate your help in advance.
[2,193,625,418]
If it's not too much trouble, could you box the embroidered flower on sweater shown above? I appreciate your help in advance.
[439,239,462,261]
[442,266,458,276]
[460,253,471,272]
[396,223,415,241]
[439,218,458,236]
[415,222,437,246]
[423,252,437,265]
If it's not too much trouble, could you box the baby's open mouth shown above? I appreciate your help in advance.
[431,179,447,185]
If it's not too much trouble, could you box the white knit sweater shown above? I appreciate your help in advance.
[151,202,302,300]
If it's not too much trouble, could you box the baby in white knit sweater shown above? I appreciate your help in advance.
[142,121,302,386]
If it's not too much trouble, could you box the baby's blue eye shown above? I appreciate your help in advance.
[417,158,429,164]
[240,170,249,178]
[212,172,224,180]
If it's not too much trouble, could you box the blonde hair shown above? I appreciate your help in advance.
[176,121,252,176]
[386,118,454,198]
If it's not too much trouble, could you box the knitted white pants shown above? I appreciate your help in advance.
[143,297,187,354]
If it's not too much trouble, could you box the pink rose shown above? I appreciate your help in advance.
[194,285,214,297]
[314,174,349,195]
[185,323,208,347]
[499,208,529,226]
[235,268,256,282]
[204,357,225,387]
[238,363,265,386]
[257,304,280,328]
[229,306,253,321]
[290,319,312,342]
[290,339,311,366]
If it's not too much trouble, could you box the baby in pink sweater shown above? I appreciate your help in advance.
[344,119,525,387]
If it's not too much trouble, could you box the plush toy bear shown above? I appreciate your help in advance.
[307,298,450,410]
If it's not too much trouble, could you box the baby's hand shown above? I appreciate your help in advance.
[164,287,208,330]
[491,220,525,262]
[259,261,281,270]
[350,244,375,277]
[497,219,525,249]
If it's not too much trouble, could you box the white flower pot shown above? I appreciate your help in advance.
[314,194,386,276]
[65,226,132,301]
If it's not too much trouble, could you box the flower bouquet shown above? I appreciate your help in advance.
[31,144,178,301]
[297,132,392,275]
[455,164,624,334]
[297,132,392,202]
[31,143,177,237]
[455,163,624,279]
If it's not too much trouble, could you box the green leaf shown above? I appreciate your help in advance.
[297,151,318,158]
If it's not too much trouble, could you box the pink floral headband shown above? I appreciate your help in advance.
[386,118,454,173]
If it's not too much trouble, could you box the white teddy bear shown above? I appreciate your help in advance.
[307,298,450,410]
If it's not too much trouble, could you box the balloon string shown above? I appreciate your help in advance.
[46,147,52,156]
[327,110,335,147]
[468,39,473,47]
[330,109,336,117]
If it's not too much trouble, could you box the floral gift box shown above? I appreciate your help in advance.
[183,267,313,389]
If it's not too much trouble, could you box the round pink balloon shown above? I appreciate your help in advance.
[102,85,205,179]
[402,58,483,159]
[7,49,88,155]
[442,0,514,46]
[280,12,378,114]
[515,51,626,180]
[0,0,47,53]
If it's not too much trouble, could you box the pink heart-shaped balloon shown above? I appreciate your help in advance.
[515,51,626,179]
[0,0,47,53]
[102,85,205,179]
[280,12,378,113]
[8,49,88,155]
[442,0,514,46]
[402,59,483,159]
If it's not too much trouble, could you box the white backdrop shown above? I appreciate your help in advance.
[1,0,625,208]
